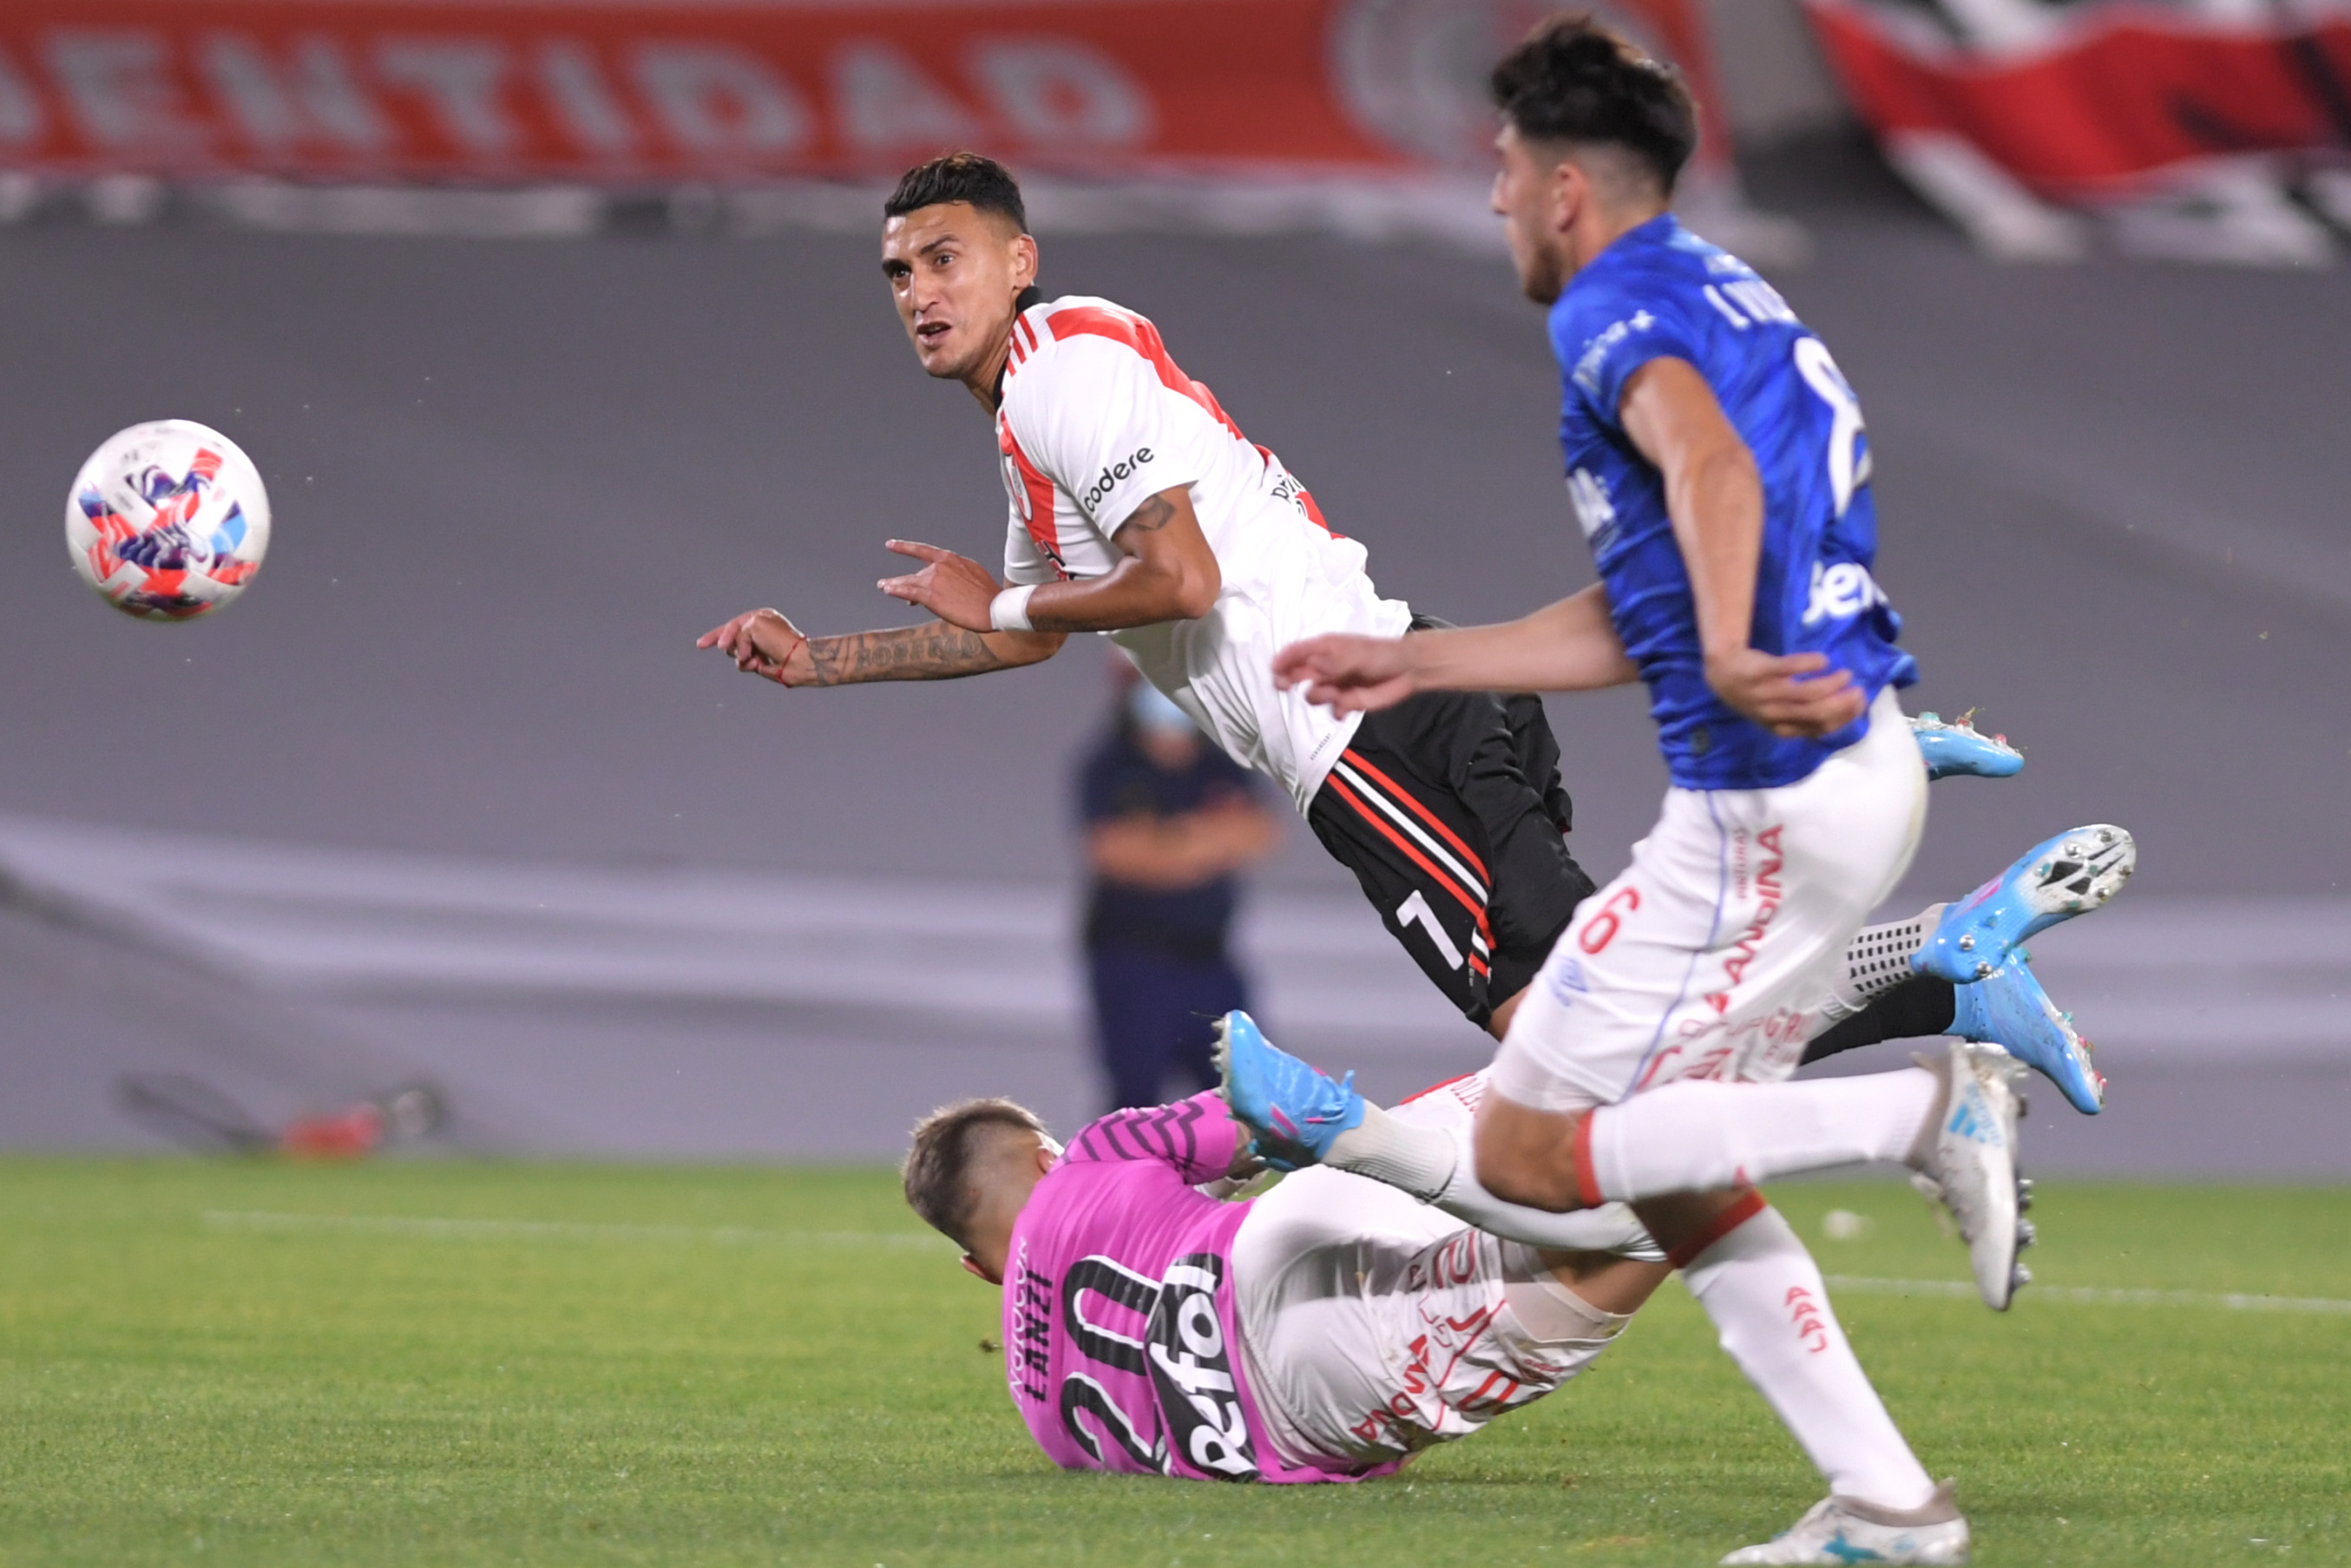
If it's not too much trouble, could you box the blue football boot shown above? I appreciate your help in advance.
[1911,710,2024,781]
[1951,952,2105,1115]
[1916,824,2136,983]
[1213,1011,1363,1171]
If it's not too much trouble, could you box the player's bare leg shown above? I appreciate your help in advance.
[1487,987,1528,1040]
[1535,1244,1670,1317]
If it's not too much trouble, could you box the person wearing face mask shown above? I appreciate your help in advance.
[1076,669,1279,1112]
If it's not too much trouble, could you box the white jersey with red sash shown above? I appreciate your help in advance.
[995,294,1412,811]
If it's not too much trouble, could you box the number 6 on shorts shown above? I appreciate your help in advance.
[1578,887,1640,955]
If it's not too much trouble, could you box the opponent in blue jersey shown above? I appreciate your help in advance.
[1552,213,1914,790]
[1265,18,2036,1564]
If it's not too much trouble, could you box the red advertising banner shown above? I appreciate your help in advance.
[0,0,1735,183]
[0,0,1390,179]
[1805,0,2351,196]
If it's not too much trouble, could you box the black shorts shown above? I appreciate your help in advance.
[1305,672,1599,1030]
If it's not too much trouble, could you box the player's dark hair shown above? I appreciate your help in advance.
[884,152,1029,233]
[1489,15,1699,197]
[903,1098,1048,1251]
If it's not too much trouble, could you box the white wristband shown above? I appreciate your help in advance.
[989,585,1037,633]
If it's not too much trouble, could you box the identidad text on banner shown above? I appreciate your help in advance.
[0,1,1395,180]
[0,1,1737,183]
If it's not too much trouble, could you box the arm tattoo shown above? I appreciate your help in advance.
[804,621,1011,686]
[1117,494,1176,538]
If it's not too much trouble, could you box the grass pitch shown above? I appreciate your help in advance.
[0,1160,2344,1566]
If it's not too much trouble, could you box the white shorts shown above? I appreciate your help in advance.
[1228,1167,1627,1471]
[1491,690,1926,1113]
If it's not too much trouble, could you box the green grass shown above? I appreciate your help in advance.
[0,1161,2344,1565]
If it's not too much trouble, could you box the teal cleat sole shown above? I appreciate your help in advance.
[1916,824,2135,982]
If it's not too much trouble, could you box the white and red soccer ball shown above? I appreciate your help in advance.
[67,419,271,621]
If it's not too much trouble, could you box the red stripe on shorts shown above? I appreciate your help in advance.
[1341,748,1491,884]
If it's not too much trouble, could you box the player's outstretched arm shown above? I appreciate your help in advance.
[877,485,1219,634]
[697,606,1065,686]
[1272,584,1637,713]
[1618,357,1865,740]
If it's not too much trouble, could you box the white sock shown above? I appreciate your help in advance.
[1364,1079,1663,1256]
[1420,1132,1664,1260]
[1820,903,1948,1024]
[1324,1103,1456,1201]
[1684,1204,1938,1511]
[1432,1131,1663,1256]
[1585,1073,1938,1204]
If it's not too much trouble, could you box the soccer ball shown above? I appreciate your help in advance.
[66,419,272,621]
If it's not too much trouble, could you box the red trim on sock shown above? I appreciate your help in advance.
[1666,1187,1769,1269]
[1572,1115,1601,1209]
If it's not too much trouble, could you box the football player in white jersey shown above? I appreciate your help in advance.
[701,151,1602,1041]
[697,153,2077,1087]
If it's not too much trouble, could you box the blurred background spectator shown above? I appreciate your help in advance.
[1079,668,1279,1111]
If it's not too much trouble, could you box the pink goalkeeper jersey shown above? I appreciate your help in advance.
[1001,1093,1397,1486]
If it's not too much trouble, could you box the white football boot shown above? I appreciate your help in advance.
[1722,1483,1969,1565]
[1907,1041,2032,1309]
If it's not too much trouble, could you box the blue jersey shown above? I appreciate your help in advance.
[1550,214,1915,791]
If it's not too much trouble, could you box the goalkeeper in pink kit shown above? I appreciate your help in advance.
[903,1074,1668,1484]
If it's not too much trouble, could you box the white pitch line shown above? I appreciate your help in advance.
[1827,1275,2351,1315]
[200,1210,951,1250]
[186,1224,2351,1312]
